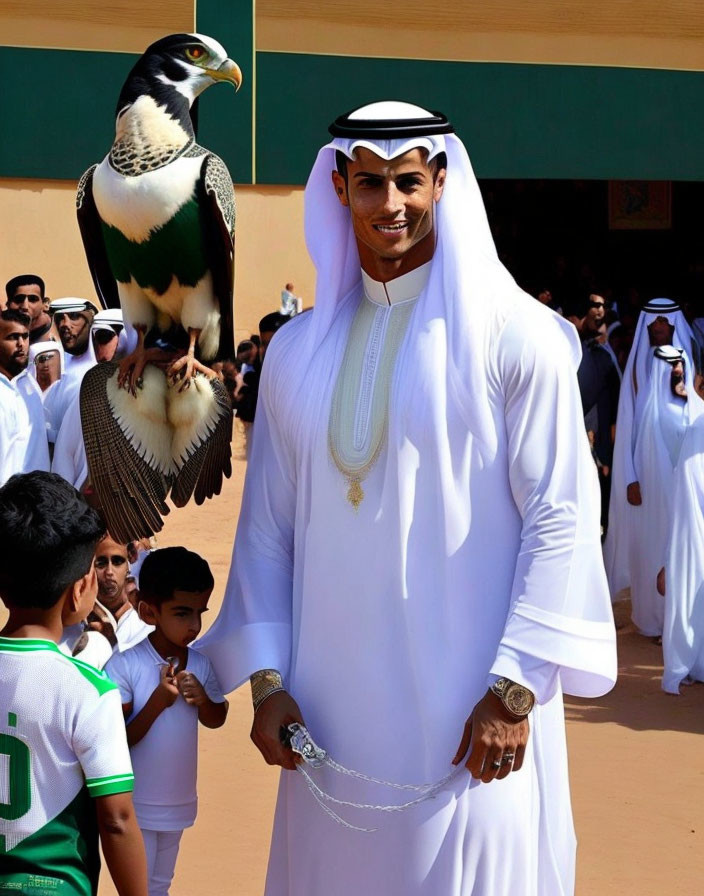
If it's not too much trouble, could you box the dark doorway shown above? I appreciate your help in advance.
[479,179,704,312]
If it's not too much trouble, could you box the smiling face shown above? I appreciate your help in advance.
[331,147,446,281]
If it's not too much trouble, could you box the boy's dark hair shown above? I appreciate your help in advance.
[0,472,105,609]
[5,273,45,302]
[0,308,31,327]
[139,547,214,606]
[259,312,289,335]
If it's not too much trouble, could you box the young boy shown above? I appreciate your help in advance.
[0,471,147,896]
[105,547,228,896]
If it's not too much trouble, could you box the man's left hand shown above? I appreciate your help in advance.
[452,689,530,783]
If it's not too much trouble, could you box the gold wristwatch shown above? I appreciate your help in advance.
[490,677,535,718]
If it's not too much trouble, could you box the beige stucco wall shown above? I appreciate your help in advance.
[0,178,315,345]
[3,1,704,71]
[0,0,195,52]
[258,0,704,71]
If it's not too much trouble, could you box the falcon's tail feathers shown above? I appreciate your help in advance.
[170,376,233,508]
[81,363,171,543]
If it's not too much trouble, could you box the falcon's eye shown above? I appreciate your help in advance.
[185,46,207,63]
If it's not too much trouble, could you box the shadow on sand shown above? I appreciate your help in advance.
[564,597,704,735]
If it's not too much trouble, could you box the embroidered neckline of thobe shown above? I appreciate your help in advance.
[328,263,431,508]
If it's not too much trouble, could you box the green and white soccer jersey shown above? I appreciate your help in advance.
[0,637,134,895]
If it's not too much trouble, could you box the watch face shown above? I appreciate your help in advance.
[505,683,534,716]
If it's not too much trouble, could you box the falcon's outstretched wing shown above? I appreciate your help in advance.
[199,151,235,360]
[80,363,171,542]
[76,166,120,309]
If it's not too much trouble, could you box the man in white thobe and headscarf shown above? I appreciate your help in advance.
[661,408,704,692]
[44,297,98,443]
[199,101,617,896]
[624,346,703,637]
[21,341,65,400]
[52,309,130,491]
[604,298,697,601]
[0,309,50,482]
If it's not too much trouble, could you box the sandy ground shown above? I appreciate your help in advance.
[5,428,702,894]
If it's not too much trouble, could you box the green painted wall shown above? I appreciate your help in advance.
[2,32,704,183]
[255,54,704,183]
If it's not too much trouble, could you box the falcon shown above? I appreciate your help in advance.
[76,33,242,541]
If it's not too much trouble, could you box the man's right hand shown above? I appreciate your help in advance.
[627,481,642,505]
[251,690,305,771]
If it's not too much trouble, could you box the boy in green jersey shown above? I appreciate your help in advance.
[0,471,147,896]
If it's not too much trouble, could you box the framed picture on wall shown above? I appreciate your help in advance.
[608,181,672,230]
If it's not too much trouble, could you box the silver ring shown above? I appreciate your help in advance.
[501,753,515,764]
[491,759,502,769]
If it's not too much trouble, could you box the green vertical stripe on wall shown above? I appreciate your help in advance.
[195,0,254,183]
[254,53,704,184]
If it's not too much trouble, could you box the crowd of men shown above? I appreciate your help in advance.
[537,284,704,692]
[0,272,297,478]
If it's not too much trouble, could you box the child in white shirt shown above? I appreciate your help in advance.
[106,547,228,896]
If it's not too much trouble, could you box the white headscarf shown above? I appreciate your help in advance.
[276,105,581,458]
[25,341,65,394]
[91,307,136,357]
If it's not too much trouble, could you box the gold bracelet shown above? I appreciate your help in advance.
[250,669,284,712]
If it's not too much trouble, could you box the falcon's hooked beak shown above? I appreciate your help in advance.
[206,58,243,91]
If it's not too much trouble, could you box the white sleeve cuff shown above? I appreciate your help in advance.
[488,645,559,705]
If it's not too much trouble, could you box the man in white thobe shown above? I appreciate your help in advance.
[199,102,617,895]
[44,297,98,444]
[625,347,702,636]
[604,298,697,600]
[52,309,129,490]
[0,310,50,483]
[661,407,704,693]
